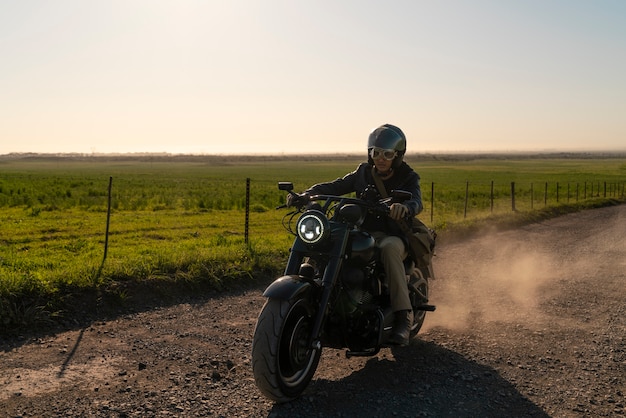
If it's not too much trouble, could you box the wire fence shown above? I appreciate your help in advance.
[422,181,626,223]
[242,178,626,241]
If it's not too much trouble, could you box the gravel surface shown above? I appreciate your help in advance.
[1,204,625,417]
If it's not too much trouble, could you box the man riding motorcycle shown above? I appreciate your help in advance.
[287,123,423,346]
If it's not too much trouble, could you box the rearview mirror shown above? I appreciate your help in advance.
[278,182,294,191]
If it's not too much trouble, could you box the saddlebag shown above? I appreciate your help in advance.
[406,217,436,279]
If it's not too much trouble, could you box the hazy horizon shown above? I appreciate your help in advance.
[3,148,626,159]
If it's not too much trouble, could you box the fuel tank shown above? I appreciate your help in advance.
[349,230,376,264]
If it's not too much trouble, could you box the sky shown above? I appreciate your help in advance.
[1,0,625,155]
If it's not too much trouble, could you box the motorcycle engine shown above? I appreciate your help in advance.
[329,264,384,353]
[335,266,375,316]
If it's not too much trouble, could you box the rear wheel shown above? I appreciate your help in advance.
[408,269,429,337]
[252,297,321,403]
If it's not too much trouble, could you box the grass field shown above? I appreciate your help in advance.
[1,153,625,330]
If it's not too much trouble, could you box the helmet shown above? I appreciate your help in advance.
[367,124,406,168]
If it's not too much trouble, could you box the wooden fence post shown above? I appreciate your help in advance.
[245,178,250,244]
[511,182,516,211]
[96,176,113,281]
[490,180,494,213]
[103,176,113,265]
[431,182,434,224]
[464,181,469,219]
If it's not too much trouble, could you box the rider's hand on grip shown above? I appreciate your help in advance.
[286,192,309,208]
[389,203,409,220]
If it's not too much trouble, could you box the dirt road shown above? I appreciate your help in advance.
[1,205,625,417]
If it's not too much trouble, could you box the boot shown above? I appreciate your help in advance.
[388,310,413,346]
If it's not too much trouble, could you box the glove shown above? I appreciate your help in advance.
[389,203,409,220]
[286,192,309,207]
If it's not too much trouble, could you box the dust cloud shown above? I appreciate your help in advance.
[423,234,561,332]
[424,205,626,333]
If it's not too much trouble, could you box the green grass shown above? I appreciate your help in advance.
[414,157,626,229]
[1,153,625,332]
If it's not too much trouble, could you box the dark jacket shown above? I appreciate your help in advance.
[304,162,423,238]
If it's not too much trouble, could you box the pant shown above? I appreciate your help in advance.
[372,232,412,312]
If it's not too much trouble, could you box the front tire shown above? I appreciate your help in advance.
[252,297,321,403]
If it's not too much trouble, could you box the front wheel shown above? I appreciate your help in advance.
[252,297,321,403]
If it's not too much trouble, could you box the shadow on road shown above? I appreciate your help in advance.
[0,281,269,353]
[270,339,549,417]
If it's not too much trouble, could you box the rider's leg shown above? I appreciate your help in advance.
[375,233,412,346]
[376,234,411,312]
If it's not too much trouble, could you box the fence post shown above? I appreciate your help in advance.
[584,181,587,199]
[556,182,560,203]
[96,176,113,281]
[245,178,250,244]
[464,181,469,219]
[103,176,113,263]
[490,180,494,213]
[511,182,516,211]
[576,183,579,202]
[544,182,548,206]
[431,182,434,224]
[604,181,607,198]
[567,183,570,203]
[530,183,534,209]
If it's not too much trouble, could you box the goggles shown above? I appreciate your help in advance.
[369,147,397,161]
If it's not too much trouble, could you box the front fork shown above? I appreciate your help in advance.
[286,228,349,351]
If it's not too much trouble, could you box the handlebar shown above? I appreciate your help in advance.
[277,184,413,235]
[277,181,412,216]
[283,193,392,216]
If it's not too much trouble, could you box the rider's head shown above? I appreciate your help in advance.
[367,124,406,169]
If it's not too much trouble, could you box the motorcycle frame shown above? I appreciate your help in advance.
[263,209,351,353]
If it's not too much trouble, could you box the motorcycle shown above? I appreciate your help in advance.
[251,182,436,403]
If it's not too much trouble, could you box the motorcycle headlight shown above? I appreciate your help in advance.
[296,211,329,245]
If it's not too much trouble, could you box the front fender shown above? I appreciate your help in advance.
[262,275,313,301]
